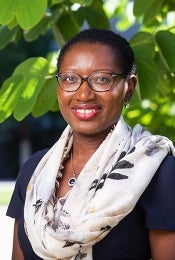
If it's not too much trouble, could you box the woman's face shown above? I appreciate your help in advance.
[57,42,136,137]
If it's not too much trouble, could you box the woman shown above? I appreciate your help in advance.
[7,28,175,260]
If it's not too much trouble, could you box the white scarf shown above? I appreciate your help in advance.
[24,117,175,260]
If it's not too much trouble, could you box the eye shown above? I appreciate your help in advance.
[61,73,78,84]
[93,74,111,84]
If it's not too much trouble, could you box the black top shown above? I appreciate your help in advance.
[7,150,175,260]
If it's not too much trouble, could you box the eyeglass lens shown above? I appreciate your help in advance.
[56,72,125,92]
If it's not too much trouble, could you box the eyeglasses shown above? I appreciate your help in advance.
[55,71,129,92]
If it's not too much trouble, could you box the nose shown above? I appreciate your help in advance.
[75,79,95,101]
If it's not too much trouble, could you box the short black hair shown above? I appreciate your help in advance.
[57,28,136,75]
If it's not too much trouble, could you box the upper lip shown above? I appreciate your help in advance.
[71,103,102,110]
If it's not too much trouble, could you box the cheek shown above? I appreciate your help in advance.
[108,98,123,116]
[57,88,73,119]
[57,88,68,106]
[57,89,66,113]
[104,89,126,117]
[107,88,126,107]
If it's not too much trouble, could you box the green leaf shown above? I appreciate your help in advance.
[154,51,175,96]
[32,77,58,117]
[155,30,175,72]
[130,32,158,99]
[70,0,93,5]
[116,15,131,31]
[13,73,45,120]
[168,1,175,11]
[0,57,50,121]
[24,9,63,42]
[0,75,24,122]
[0,0,15,25]
[56,11,80,42]
[0,26,19,50]
[7,17,18,29]
[12,57,49,120]
[51,0,64,3]
[13,57,48,76]
[0,0,47,30]
[76,0,110,29]
[143,0,164,26]
[133,0,156,16]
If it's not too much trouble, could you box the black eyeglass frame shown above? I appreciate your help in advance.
[55,72,129,92]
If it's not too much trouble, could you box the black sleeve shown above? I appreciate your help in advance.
[139,155,175,231]
[6,148,49,220]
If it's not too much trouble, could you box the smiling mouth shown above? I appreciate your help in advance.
[72,107,100,119]
[76,108,97,115]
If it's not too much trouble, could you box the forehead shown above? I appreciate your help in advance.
[65,42,115,57]
[60,42,120,71]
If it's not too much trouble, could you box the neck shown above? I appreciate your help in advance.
[71,125,116,161]
[72,133,105,159]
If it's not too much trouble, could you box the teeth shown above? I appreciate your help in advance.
[76,109,96,115]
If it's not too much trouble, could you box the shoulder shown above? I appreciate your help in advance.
[157,154,175,173]
[21,148,49,175]
[6,148,49,218]
[18,148,49,188]
[140,155,175,200]
[13,148,49,202]
[139,155,175,230]
[143,155,175,196]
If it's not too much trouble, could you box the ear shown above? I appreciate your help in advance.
[124,75,137,102]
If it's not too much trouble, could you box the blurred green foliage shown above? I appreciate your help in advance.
[0,0,174,142]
